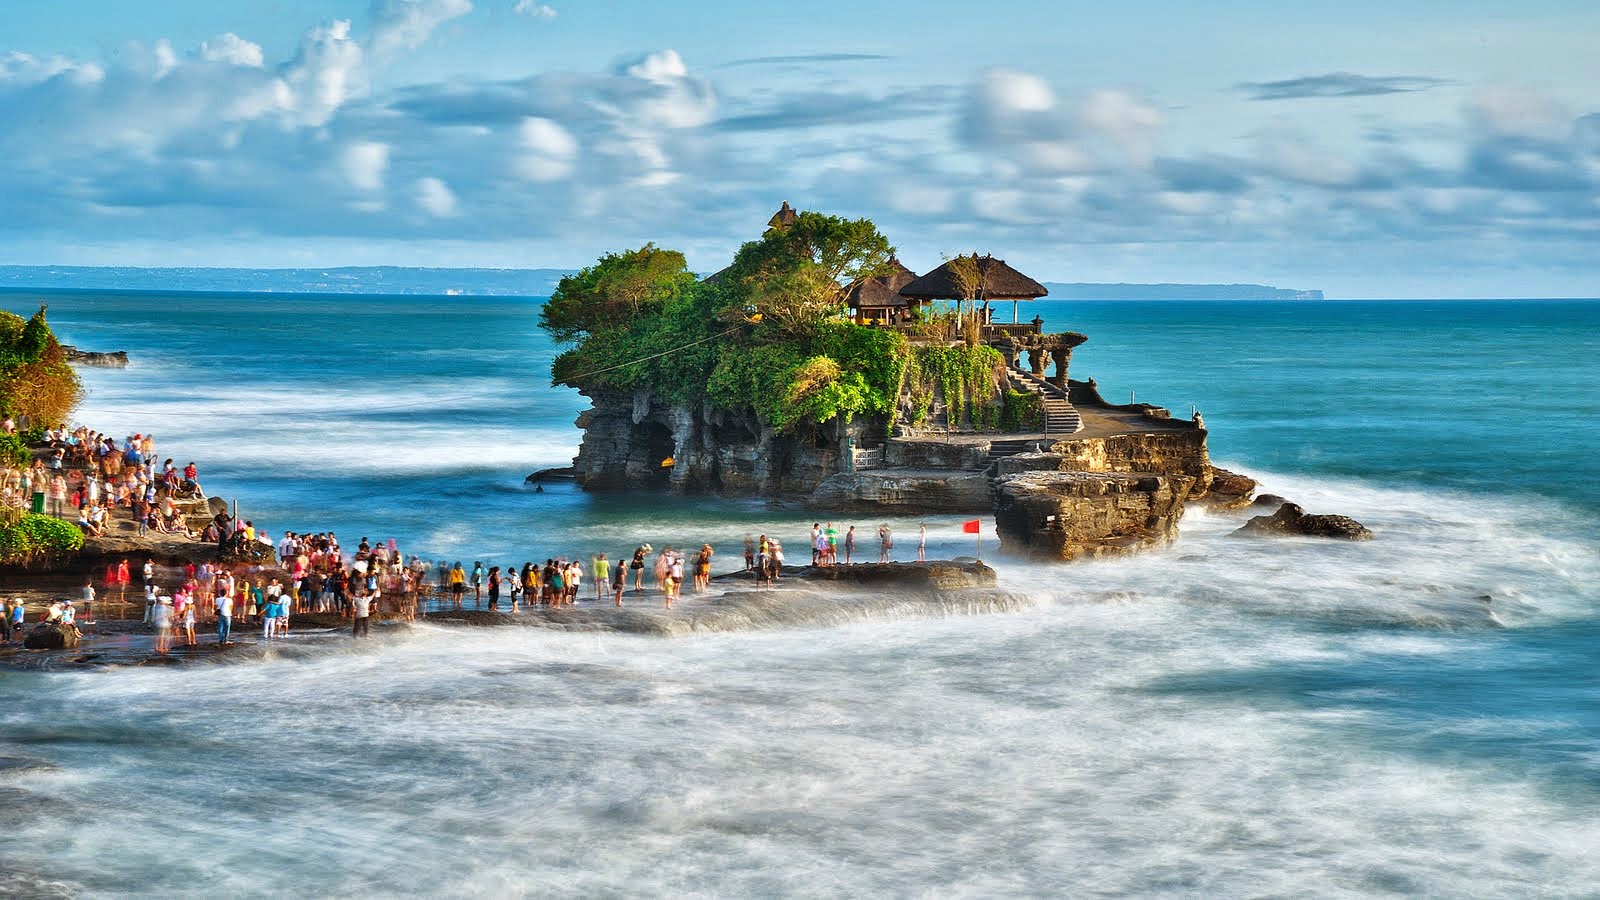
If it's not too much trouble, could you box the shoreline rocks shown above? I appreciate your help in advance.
[1232,502,1373,541]
[60,345,129,367]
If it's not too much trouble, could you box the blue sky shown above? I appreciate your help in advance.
[2,0,1597,297]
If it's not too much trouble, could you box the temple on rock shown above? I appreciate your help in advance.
[553,202,1238,561]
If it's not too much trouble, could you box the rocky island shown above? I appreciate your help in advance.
[545,204,1268,560]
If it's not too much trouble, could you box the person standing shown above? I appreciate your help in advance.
[611,554,626,607]
[810,523,822,566]
[215,589,234,644]
[844,526,856,565]
[486,566,501,610]
[743,534,755,571]
[449,562,466,609]
[592,553,609,602]
[0,599,12,643]
[152,597,174,654]
[878,524,893,563]
[351,589,373,638]
[917,523,927,563]
[470,561,484,607]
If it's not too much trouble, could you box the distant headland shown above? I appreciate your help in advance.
[0,266,1320,301]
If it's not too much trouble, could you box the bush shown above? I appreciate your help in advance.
[0,511,85,567]
[0,433,29,467]
[1000,390,1043,433]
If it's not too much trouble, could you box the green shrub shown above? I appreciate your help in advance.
[0,512,85,567]
[1000,390,1043,433]
[0,433,30,467]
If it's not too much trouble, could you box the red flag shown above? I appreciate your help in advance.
[962,519,981,533]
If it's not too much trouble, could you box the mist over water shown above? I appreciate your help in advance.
[2,291,1598,895]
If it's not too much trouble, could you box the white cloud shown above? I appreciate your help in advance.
[415,176,459,217]
[153,40,178,80]
[341,141,391,192]
[516,116,578,181]
[513,0,557,19]
[282,19,366,127]
[201,33,265,68]
[371,0,475,57]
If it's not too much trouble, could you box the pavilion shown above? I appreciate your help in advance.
[844,257,919,326]
[897,254,1049,326]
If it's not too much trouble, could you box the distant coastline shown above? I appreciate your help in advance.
[0,265,1324,300]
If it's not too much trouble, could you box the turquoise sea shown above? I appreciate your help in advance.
[2,290,1598,896]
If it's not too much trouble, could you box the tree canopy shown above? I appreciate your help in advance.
[539,209,1003,435]
[0,306,82,428]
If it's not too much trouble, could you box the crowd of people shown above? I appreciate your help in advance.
[0,425,205,538]
[1,420,952,654]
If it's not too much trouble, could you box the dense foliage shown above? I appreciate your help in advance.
[0,306,83,427]
[0,509,85,567]
[0,433,30,468]
[543,211,1014,434]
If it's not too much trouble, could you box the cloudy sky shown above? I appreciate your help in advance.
[3,0,1597,297]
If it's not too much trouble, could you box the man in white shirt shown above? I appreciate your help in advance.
[215,591,234,644]
[351,591,373,638]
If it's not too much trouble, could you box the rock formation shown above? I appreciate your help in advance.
[1203,466,1258,510]
[993,470,1195,559]
[1232,502,1373,540]
[60,345,129,367]
[23,622,80,650]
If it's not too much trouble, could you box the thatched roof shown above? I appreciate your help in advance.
[767,201,798,232]
[844,257,919,309]
[898,255,1048,301]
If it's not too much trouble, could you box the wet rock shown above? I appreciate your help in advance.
[22,623,79,650]
[993,470,1195,560]
[1232,502,1373,541]
[60,345,129,367]
[809,469,992,513]
[1204,466,1258,510]
[525,467,577,483]
[1248,493,1288,511]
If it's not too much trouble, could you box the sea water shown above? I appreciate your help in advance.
[1,291,1597,896]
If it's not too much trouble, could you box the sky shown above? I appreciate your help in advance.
[1,1,1597,297]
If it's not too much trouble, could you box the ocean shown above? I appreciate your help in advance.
[2,290,1597,896]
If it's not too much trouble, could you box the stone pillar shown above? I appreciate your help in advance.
[1027,348,1046,377]
[1049,348,1071,389]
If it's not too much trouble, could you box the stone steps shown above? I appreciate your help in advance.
[1008,366,1082,436]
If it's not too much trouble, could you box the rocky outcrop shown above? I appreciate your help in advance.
[1232,502,1373,541]
[572,389,882,496]
[774,560,996,590]
[809,469,991,512]
[1203,466,1258,510]
[993,471,1195,560]
[61,345,129,367]
[23,622,79,650]
[1049,429,1214,497]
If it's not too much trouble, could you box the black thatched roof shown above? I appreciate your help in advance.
[898,255,1048,301]
[844,257,919,309]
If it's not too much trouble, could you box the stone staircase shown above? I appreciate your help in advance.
[1007,366,1082,436]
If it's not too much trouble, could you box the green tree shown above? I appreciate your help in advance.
[722,212,895,337]
[539,244,696,343]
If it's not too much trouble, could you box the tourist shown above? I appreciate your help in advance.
[878,524,893,562]
[180,591,197,646]
[630,545,649,591]
[844,526,856,564]
[215,584,234,643]
[9,598,23,637]
[486,566,501,610]
[694,544,713,593]
[506,565,522,611]
[825,523,838,565]
[115,557,130,603]
[611,553,626,606]
[743,534,755,571]
[917,523,927,563]
[263,591,282,640]
[654,547,671,594]
[470,561,484,606]
[351,588,373,638]
[153,597,174,654]
[449,562,466,608]
[565,559,580,605]
[811,523,822,565]
[592,553,609,602]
